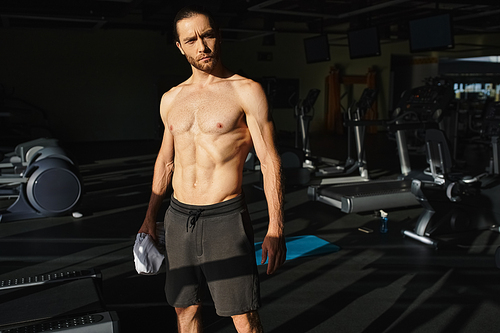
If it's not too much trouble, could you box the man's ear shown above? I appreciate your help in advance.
[176,42,185,55]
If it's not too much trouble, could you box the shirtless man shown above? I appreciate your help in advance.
[137,5,286,333]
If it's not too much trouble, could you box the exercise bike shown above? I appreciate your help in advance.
[0,138,82,222]
[403,101,500,247]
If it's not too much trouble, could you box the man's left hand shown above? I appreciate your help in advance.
[261,233,287,275]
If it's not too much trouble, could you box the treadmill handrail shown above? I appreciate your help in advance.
[344,119,439,131]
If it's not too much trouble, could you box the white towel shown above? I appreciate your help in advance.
[133,222,165,275]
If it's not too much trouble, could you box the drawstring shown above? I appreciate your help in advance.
[186,209,204,232]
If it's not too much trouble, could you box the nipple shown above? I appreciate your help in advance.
[169,125,173,131]
[217,123,223,129]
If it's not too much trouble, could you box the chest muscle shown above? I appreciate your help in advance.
[168,89,244,136]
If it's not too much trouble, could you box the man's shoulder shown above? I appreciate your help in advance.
[228,73,257,85]
[159,83,187,114]
[227,74,264,93]
[225,75,267,113]
[161,80,189,102]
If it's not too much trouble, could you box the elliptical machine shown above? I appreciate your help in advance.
[294,88,321,167]
[0,138,82,222]
[294,88,377,182]
[316,88,378,181]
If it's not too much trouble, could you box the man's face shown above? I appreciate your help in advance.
[175,14,220,73]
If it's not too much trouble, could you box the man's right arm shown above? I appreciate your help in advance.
[137,93,175,242]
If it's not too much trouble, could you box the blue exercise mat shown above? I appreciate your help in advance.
[255,235,341,265]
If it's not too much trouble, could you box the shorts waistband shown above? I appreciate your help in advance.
[170,194,246,217]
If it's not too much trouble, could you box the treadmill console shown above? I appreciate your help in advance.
[482,101,500,137]
[396,85,454,122]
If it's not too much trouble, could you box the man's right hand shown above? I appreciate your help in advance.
[138,219,158,243]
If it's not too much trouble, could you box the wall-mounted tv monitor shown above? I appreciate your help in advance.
[348,26,381,59]
[409,13,454,53]
[304,34,330,64]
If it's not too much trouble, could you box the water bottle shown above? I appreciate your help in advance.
[380,210,388,233]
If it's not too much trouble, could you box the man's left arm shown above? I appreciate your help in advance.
[242,80,286,275]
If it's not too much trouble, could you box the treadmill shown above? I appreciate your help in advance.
[308,82,455,214]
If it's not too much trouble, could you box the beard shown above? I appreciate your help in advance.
[185,43,220,73]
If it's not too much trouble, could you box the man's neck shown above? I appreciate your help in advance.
[190,63,232,84]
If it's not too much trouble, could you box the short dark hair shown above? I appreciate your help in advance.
[173,5,219,43]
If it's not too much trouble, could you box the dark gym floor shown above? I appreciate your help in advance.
[1,131,500,333]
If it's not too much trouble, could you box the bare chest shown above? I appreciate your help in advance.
[168,88,244,135]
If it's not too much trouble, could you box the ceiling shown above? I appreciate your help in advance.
[1,0,500,43]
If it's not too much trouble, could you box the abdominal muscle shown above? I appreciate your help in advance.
[171,132,251,206]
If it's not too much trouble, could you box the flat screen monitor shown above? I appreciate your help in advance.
[304,35,330,64]
[409,13,454,53]
[348,26,381,59]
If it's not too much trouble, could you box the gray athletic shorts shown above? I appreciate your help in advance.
[164,194,261,317]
